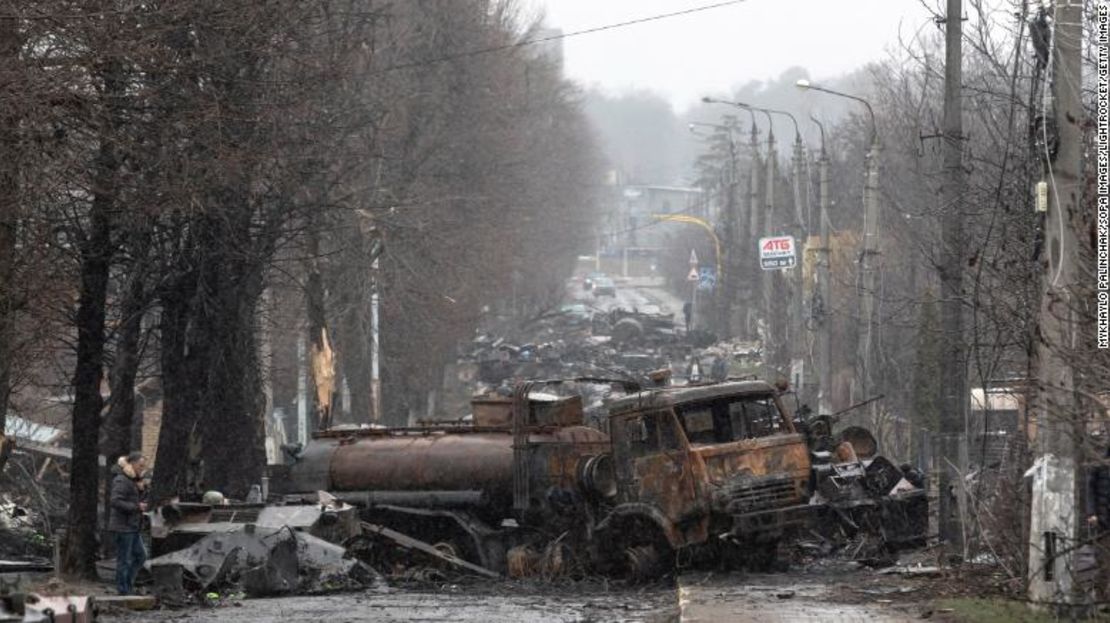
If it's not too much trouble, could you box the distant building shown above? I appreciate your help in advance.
[619,185,704,247]
[594,184,704,278]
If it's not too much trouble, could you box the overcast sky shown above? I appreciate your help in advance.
[525,0,939,111]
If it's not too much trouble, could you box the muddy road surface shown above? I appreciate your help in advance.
[102,564,933,622]
[677,569,922,622]
[101,583,677,622]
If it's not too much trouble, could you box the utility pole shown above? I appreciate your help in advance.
[812,119,833,417]
[370,255,381,423]
[793,79,879,416]
[747,122,762,340]
[1027,0,1082,608]
[714,123,740,339]
[789,131,808,394]
[689,249,699,332]
[763,119,777,376]
[938,0,968,550]
[857,139,880,409]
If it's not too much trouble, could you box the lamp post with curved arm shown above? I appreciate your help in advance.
[810,116,833,417]
[703,97,810,379]
[704,100,776,363]
[796,79,881,410]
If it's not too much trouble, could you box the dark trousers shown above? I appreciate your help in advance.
[113,531,146,595]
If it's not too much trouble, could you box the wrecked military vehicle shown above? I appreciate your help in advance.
[268,379,926,579]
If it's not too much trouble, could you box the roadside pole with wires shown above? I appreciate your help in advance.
[938,0,968,553]
[1027,0,1083,609]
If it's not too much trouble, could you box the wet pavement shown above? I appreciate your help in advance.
[101,566,928,622]
[677,570,918,622]
[101,584,679,622]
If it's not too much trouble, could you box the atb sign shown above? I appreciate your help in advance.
[759,236,796,270]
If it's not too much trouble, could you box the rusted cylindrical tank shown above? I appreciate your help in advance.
[284,427,610,504]
[331,433,514,494]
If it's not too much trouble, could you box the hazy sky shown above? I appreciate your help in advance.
[526,0,938,111]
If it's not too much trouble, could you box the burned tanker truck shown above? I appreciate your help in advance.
[270,379,926,578]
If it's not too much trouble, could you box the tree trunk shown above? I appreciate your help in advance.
[336,291,371,425]
[0,13,22,445]
[99,235,149,533]
[198,258,266,499]
[304,229,331,429]
[102,238,149,464]
[150,279,202,503]
[61,58,123,579]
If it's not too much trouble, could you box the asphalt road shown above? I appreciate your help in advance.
[102,566,925,622]
[573,275,685,321]
[102,583,679,622]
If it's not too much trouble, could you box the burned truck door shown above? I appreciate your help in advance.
[610,409,702,541]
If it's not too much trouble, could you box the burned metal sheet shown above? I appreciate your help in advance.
[147,524,377,599]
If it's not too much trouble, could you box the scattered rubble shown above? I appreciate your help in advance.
[147,525,378,601]
[0,593,96,622]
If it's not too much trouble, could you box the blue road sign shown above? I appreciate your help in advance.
[698,267,716,291]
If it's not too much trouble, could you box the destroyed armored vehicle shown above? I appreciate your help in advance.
[269,379,926,579]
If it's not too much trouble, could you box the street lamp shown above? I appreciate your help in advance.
[796,79,881,411]
[703,97,811,385]
[701,96,759,132]
[688,121,729,132]
[688,120,744,158]
[795,80,876,146]
[810,116,833,417]
[703,96,801,143]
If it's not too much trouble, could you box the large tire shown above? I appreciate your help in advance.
[745,539,780,572]
[598,518,675,582]
[611,317,644,343]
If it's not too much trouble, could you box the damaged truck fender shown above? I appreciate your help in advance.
[594,502,689,550]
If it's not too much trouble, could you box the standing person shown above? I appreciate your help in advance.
[685,356,703,384]
[711,353,728,382]
[109,452,147,595]
[1088,445,1110,606]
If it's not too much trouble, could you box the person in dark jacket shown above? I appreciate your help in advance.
[710,353,728,382]
[109,452,147,595]
[1087,445,1110,604]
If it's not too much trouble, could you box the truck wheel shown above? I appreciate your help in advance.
[611,318,643,343]
[600,520,674,582]
[745,539,780,572]
[616,540,676,582]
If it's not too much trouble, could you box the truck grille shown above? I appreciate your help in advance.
[725,475,799,516]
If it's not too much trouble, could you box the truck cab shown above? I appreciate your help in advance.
[597,381,812,575]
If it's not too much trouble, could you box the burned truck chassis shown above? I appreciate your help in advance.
[266,379,927,580]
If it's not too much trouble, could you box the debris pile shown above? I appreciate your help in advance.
[0,593,95,622]
[147,493,381,604]
[147,525,379,602]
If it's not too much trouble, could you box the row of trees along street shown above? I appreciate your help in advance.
[678,0,1106,600]
[0,1,600,578]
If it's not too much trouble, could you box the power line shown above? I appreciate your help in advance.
[375,0,749,74]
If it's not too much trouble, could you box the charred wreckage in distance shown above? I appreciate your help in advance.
[149,378,926,591]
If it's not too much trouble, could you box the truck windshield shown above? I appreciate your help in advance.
[676,394,783,444]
